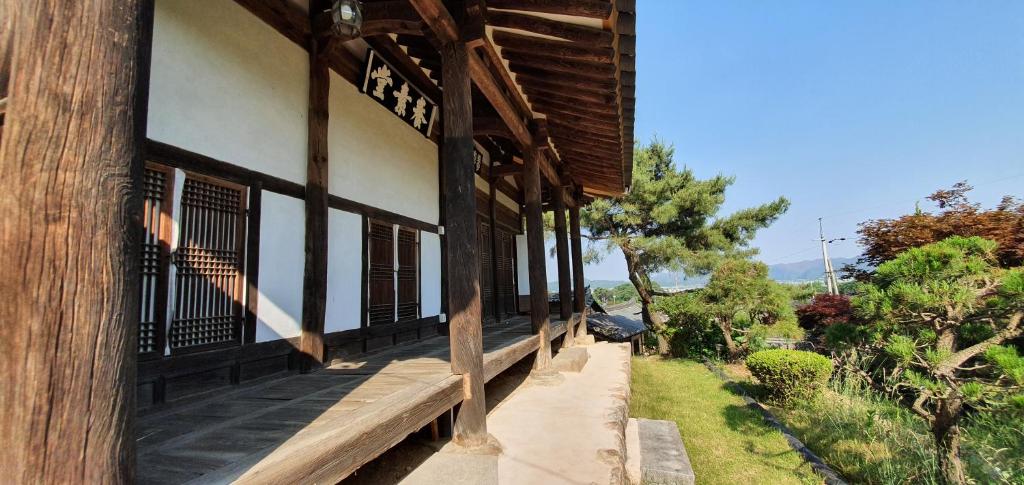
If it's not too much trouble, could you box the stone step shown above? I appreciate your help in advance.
[551,346,589,373]
[625,418,695,485]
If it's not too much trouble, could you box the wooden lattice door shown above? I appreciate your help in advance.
[478,219,495,322]
[368,220,395,326]
[496,229,517,317]
[396,227,419,322]
[139,165,174,357]
[169,174,246,352]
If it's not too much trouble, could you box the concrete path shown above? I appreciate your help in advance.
[489,342,632,485]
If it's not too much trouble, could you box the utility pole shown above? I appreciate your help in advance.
[818,218,841,295]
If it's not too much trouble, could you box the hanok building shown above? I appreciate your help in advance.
[1,0,636,483]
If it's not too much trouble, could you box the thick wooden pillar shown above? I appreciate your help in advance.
[570,205,589,337]
[0,1,144,481]
[299,8,331,371]
[441,38,487,445]
[552,185,574,345]
[524,144,553,369]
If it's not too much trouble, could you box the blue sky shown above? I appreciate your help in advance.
[564,0,1024,282]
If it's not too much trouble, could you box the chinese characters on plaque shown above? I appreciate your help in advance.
[360,49,438,138]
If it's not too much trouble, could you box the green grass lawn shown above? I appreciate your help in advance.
[630,357,820,485]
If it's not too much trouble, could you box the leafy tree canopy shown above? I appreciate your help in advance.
[853,182,1024,275]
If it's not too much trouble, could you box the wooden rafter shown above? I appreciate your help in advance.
[487,0,613,19]
[487,11,613,46]
[492,31,614,63]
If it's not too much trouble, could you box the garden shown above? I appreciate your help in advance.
[608,167,1024,484]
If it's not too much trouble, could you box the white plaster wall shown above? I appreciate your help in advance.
[325,209,363,333]
[149,0,308,184]
[516,233,530,295]
[421,232,442,317]
[256,191,305,342]
[328,72,439,224]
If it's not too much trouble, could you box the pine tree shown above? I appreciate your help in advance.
[580,140,789,353]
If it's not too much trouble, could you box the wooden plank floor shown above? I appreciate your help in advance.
[136,316,569,485]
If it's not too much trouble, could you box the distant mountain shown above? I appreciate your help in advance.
[587,279,630,289]
[767,257,859,282]
[646,257,864,288]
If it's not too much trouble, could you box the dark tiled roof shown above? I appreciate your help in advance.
[587,300,646,341]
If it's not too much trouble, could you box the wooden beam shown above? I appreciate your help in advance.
[493,31,613,63]
[504,52,616,79]
[244,183,263,344]
[300,4,331,372]
[552,186,574,328]
[487,11,613,46]
[234,0,309,46]
[523,141,553,370]
[409,0,459,42]
[490,163,524,177]
[0,0,143,481]
[522,84,615,106]
[532,102,619,125]
[516,72,617,96]
[438,2,489,446]
[474,117,515,140]
[487,0,613,19]
[508,64,618,91]
[479,39,538,118]
[467,51,531,147]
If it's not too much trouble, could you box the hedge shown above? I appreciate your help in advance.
[746,349,833,405]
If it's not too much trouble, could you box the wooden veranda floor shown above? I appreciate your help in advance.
[136,316,571,484]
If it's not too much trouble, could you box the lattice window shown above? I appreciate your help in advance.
[479,219,495,321]
[396,228,419,322]
[169,175,246,350]
[368,220,395,326]
[496,229,517,317]
[139,166,173,355]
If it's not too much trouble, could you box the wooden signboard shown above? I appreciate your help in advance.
[360,49,438,138]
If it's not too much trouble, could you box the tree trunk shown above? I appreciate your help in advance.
[933,397,966,485]
[719,318,741,361]
[621,245,669,354]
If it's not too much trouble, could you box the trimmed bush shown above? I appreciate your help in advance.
[746,349,833,405]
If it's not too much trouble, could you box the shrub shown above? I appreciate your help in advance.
[746,349,833,405]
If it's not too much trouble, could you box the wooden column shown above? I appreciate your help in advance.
[552,185,574,345]
[299,7,331,372]
[441,37,487,445]
[524,143,553,369]
[570,205,589,337]
[0,1,144,481]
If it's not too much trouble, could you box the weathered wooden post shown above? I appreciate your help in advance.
[300,0,331,371]
[569,204,589,338]
[0,0,144,481]
[440,10,487,448]
[523,141,553,370]
[552,184,574,346]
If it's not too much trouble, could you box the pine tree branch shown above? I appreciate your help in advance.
[936,310,1023,377]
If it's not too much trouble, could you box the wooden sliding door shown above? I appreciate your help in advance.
[169,174,247,352]
[138,165,247,355]
[495,228,517,318]
[478,219,495,323]
[367,220,421,326]
[139,165,174,358]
